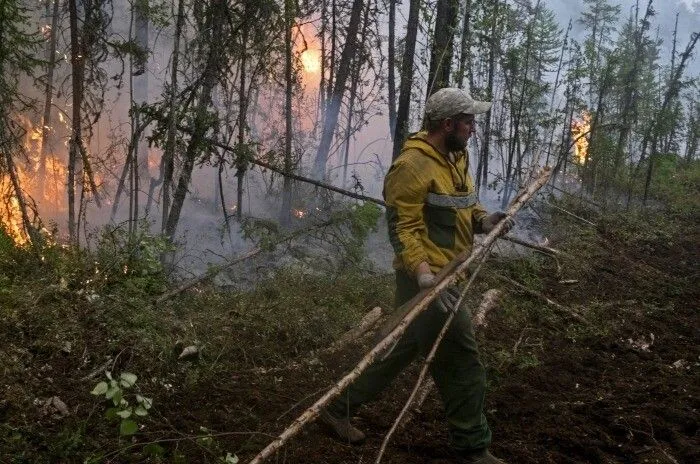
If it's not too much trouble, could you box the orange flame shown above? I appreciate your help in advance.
[292,209,306,219]
[0,115,69,244]
[571,111,591,164]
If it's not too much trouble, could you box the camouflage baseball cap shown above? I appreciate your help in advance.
[425,87,492,121]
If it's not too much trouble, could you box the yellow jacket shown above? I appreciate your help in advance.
[384,132,488,275]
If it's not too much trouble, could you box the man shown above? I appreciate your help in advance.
[321,88,513,464]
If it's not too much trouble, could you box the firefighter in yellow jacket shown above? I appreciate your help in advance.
[321,88,513,464]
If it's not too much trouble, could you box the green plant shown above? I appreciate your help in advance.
[90,372,152,436]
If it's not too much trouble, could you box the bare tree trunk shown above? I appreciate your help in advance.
[279,0,295,227]
[387,0,396,137]
[67,0,83,244]
[235,16,249,222]
[164,0,226,239]
[342,0,371,186]
[426,0,459,96]
[476,0,500,191]
[38,0,60,202]
[455,0,471,89]
[392,0,420,160]
[161,0,185,234]
[544,18,571,167]
[312,0,365,180]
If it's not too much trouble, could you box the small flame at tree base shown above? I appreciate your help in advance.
[571,111,591,164]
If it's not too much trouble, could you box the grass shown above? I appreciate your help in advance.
[0,193,696,462]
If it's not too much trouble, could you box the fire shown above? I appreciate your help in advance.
[0,115,69,244]
[300,49,321,74]
[571,111,591,164]
[292,209,306,219]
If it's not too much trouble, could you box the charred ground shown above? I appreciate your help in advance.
[1,198,698,464]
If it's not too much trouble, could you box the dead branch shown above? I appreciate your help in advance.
[322,306,383,355]
[247,167,552,464]
[544,200,597,227]
[493,273,589,325]
[154,219,334,305]
[500,234,565,257]
[154,247,262,305]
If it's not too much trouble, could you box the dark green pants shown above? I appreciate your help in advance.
[327,270,491,452]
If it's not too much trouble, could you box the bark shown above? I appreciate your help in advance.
[38,0,60,202]
[279,0,294,226]
[476,0,500,191]
[387,0,397,137]
[235,17,249,222]
[248,168,553,464]
[426,0,459,96]
[391,0,420,160]
[67,0,83,244]
[161,0,185,233]
[164,0,226,239]
[1,145,41,246]
[455,0,472,89]
[342,0,370,186]
[312,0,364,180]
[322,306,383,355]
[544,19,571,167]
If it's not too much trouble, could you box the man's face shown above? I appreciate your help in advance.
[444,114,476,152]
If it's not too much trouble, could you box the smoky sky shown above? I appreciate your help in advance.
[548,0,700,75]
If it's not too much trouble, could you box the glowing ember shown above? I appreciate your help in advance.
[571,111,591,164]
[292,209,306,219]
[300,49,321,74]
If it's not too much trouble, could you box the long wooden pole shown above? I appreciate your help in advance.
[247,167,552,464]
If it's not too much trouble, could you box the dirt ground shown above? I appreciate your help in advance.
[154,221,699,464]
[1,215,698,464]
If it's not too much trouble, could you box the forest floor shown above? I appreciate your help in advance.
[1,198,698,464]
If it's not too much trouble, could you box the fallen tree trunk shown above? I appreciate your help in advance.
[247,167,552,464]
[322,306,383,355]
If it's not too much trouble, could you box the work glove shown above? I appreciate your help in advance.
[417,272,462,314]
[480,211,515,235]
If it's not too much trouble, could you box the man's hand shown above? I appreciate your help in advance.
[480,211,515,235]
[417,271,462,314]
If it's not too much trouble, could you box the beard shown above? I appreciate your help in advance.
[445,131,467,152]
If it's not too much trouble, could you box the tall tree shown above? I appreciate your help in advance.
[426,0,459,95]
[391,0,419,160]
[312,0,364,180]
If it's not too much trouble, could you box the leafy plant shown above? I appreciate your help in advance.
[90,372,152,436]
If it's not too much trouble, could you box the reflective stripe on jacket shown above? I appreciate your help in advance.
[383,132,488,275]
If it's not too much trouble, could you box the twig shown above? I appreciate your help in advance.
[154,219,334,305]
[544,200,597,227]
[494,274,589,325]
[246,167,552,464]
[500,234,565,257]
[80,357,113,382]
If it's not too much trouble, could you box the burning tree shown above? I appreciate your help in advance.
[0,0,43,246]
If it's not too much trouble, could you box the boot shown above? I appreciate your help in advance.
[454,449,506,464]
[318,409,366,444]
